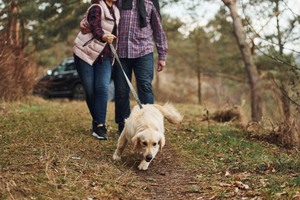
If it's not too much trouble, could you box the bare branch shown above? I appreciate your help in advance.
[247,10,282,46]
[282,0,300,18]
[272,78,300,107]
[255,46,300,71]
[244,17,300,55]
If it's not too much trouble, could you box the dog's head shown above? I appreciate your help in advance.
[132,129,165,162]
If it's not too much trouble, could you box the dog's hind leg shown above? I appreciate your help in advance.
[113,133,127,161]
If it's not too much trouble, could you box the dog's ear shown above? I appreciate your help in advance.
[159,135,165,151]
[132,135,140,152]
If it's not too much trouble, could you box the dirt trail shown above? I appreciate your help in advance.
[126,145,211,200]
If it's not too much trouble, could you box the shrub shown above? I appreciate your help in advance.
[0,41,37,101]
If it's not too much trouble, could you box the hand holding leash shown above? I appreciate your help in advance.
[102,34,116,43]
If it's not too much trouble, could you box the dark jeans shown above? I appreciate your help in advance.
[113,53,154,126]
[74,54,111,125]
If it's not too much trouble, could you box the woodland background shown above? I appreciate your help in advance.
[0,0,299,146]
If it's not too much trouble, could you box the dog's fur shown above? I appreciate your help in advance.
[113,103,183,170]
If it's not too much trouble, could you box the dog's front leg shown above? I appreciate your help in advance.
[113,134,127,161]
[138,160,151,170]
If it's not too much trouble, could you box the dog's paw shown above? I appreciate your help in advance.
[138,161,149,170]
[113,153,121,161]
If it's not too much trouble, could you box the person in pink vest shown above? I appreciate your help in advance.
[80,0,168,136]
[73,0,120,140]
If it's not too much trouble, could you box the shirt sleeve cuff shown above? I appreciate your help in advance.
[158,54,166,61]
[99,34,105,43]
[81,15,87,23]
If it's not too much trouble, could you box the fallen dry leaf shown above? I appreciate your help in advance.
[281,182,288,188]
[234,187,239,193]
[220,182,231,187]
[235,172,251,180]
[275,191,287,198]
[225,171,231,177]
[293,191,300,199]
[231,181,250,190]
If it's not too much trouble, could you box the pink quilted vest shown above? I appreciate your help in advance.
[73,0,120,66]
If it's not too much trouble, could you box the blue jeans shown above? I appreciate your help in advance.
[113,53,154,126]
[74,54,111,125]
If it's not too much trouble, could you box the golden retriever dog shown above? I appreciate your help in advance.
[113,103,183,170]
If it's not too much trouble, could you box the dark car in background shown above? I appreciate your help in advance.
[33,57,115,101]
[34,57,85,100]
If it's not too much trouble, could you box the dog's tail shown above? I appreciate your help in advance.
[153,102,183,125]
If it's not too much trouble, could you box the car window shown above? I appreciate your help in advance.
[65,63,76,71]
[51,59,75,76]
[52,63,67,76]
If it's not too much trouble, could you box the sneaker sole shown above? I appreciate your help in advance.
[92,132,108,140]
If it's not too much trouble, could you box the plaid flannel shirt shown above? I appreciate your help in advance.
[117,0,167,60]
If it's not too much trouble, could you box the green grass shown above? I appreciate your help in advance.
[175,119,300,199]
[0,96,299,199]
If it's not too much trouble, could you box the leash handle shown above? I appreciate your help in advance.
[109,43,143,109]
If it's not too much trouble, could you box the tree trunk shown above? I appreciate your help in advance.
[6,0,19,46]
[222,0,262,122]
[274,1,290,123]
[280,83,291,123]
[197,71,202,105]
[195,29,202,105]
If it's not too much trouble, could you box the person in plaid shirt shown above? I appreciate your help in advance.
[81,0,167,135]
